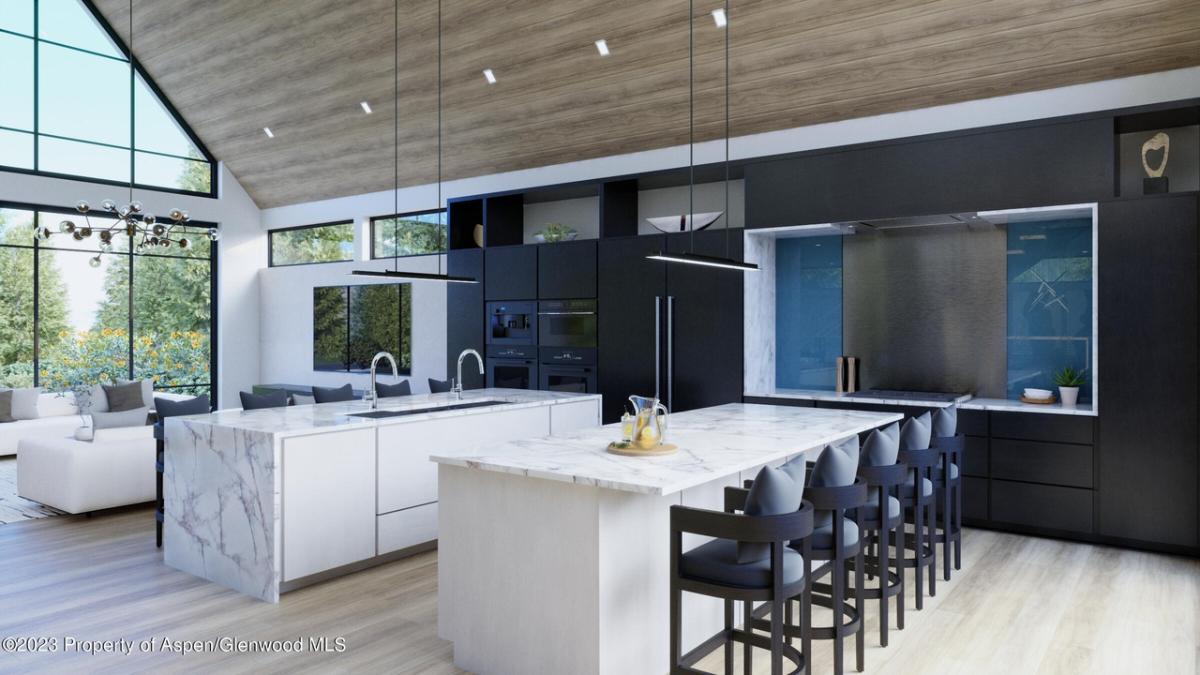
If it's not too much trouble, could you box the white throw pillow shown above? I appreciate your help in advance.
[80,383,110,414]
[38,392,79,418]
[1,387,42,420]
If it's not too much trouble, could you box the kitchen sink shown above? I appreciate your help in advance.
[347,400,509,419]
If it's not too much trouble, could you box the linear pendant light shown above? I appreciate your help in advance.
[647,0,757,273]
[353,0,476,283]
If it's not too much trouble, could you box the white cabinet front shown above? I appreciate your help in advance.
[376,406,551,515]
[282,429,377,581]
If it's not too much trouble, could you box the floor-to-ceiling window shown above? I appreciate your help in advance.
[0,204,217,401]
[0,0,215,195]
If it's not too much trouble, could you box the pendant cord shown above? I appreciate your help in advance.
[128,0,134,205]
[437,0,443,276]
[688,0,694,254]
[724,0,730,258]
[394,0,399,274]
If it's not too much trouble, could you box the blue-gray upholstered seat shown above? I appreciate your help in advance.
[681,538,806,589]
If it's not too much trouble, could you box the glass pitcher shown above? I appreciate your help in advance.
[628,395,669,447]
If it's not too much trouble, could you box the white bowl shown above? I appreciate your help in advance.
[1023,388,1053,400]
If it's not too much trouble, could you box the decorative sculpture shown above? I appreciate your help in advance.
[1141,131,1170,194]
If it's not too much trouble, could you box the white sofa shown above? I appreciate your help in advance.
[0,392,81,457]
[17,426,157,514]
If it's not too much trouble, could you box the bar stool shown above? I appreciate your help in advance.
[931,406,964,581]
[671,465,813,675]
[853,424,907,647]
[312,383,358,403]
[897,413,939,609]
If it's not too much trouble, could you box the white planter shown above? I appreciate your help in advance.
[1059,386,1080,407]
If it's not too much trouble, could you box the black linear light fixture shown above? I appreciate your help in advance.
[647,0,757,273]
[353,0,477,284]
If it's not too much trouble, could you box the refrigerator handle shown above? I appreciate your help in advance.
[667,295,674,412]
[654,296,662,399]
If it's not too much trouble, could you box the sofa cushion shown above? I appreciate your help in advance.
[37,392,78,418]
[0,390,14,424]
[376,380,412,397]
[17,432,156,514]
[93,425,155,443]
[0,416,81,456]
[900,412,932,450]
[155,395,210,420]
[738,465,803,563]
[683,538,806,589]
[103,382,145,413]
[80,383,109,414]
[0,387,42,420]
[933,406,957,438]
[291,393,315,406]
[92,407,150,430]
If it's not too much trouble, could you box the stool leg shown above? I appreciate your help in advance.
[914,498,925,611]
[954,480,963,571]
[942,483,952,581]
[771,597,785,675]
[803,563,813,675]
[744,599,753,675]
[724,599,734,675]
[928,495,938,598]
[896,516,905,630]
[671,580,682,673]
[855,545,865,672]
[879,518,890,647]
[833,555,844,675]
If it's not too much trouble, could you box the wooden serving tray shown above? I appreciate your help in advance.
[1019,394,1057,404]
[607,442,679,457]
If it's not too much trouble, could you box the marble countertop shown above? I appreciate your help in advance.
[746,388,1097,416]
[169,389,601,439]
[431,403,902,495]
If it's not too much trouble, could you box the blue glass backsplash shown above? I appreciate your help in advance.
[1006,218,1093,400]
[776,237,842,389]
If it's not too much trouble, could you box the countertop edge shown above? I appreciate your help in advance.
[745,390,1097,416]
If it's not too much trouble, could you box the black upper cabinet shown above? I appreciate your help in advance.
[447,249,486,390]
[597,235,666,423]
[745,118,1113,228]
[538,240,597,299]
[665,229,744,414]
[1097,195,1198,548]
[484,246,537,301]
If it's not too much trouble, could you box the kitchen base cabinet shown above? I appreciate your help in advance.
[989,480,1094,535]
[963,476,988,522]
[378,503,439,556]
[447,249,486,390]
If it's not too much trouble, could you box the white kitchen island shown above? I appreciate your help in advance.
[162,389,600,602]
[434,403,902,675]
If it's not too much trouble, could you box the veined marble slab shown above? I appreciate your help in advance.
[746,387,971,408]
[431,403,901,495]
[959,397,1097,416]
[168,389,601,439]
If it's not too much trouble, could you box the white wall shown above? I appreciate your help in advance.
[0,163,264,408]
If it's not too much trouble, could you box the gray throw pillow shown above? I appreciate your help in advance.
[103,381,147,412]
[738,465,803,563]
[2,387,41,420]
[811,440,859,488]
[120,379,154,409]
[312,384,356,403]
[933,406,957,438]
[862,427,900,467]
[155,395,210,420]
[900,412,932,450]
[0,390,15,423]
[376,380,412,397]
[92,406,150,430]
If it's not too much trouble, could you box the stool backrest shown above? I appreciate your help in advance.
[312,384,357,403]
[900,411,932,450]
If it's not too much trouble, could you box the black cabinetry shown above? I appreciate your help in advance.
[597,235,665,423]
[538,240,597,299]
[485,246,537,301]
[1097,195,1199,549]
[446,249,485,390]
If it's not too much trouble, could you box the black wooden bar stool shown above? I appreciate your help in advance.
[897,413,939,609]
[931,406,964,581]
[803,475,869,674]
[671,465,813,675]
[853,424,907,647]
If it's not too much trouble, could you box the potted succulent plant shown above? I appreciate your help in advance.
[1053,366,1087,407]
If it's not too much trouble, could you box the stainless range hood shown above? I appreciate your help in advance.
[842,212,992,231]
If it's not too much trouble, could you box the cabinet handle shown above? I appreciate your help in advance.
[655,296,662,399]
[667,295,674,411]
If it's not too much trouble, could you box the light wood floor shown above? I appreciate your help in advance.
[1,508,1197,674]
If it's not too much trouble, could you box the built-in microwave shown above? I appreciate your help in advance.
[537,299,597,349]
[486,345,538,390]
[538,347,597,394]
[487,301,537,345]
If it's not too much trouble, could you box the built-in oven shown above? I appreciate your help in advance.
[487,301,537,345]
[486,345,538,390]
[538,347,597,394]
[538,299,597,349]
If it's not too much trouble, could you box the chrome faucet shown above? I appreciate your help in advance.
[452,348,484,400]
[365,351,398,410]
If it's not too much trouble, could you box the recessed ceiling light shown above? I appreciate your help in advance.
[262,126,274,138]
[711,8,727,27]
[595,39,609,56]
[360,101,373,114]
[482,68,497,84]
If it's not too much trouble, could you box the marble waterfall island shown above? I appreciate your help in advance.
[162,389,601,602]
[435,403,902,675]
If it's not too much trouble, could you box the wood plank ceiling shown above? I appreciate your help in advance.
[94,0,1200,209]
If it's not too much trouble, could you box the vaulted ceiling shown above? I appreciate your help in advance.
[94,0,1200,209]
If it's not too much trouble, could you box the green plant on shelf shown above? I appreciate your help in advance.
[1052,366,1087,388]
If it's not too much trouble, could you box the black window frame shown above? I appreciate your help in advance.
[312,283,413,376]
[268,220,357,268]
[0,0,219,199]
[0,198,220,406]
[369,208,447,260]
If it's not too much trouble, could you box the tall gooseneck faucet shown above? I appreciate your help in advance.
[453,348,484,400]
[365,351,399,410]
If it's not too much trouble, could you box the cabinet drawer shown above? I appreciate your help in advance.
[961,436,988,477]
[990,412,1093,444]
[990,480,1093,534]
[958,409,987,436]
[963,476,988,521]
[991,439,1093,488]
[378,502,438,555]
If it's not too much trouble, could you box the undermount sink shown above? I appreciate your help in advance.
[347,400,509,419]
